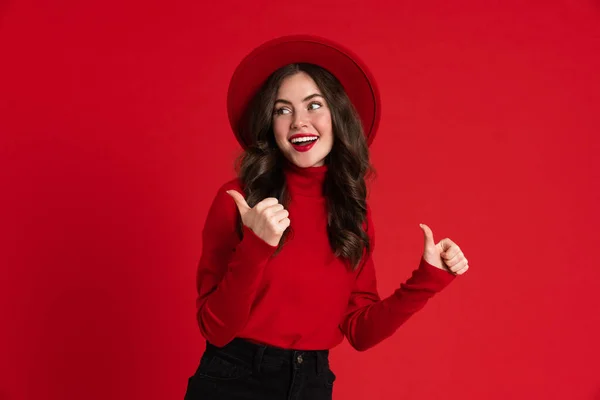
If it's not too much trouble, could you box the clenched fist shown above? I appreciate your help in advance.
[419,223,469,276]
[226,190,290,247]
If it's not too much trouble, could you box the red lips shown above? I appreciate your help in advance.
[289,133,319,153]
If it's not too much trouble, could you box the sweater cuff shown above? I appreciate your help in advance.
[418,257,456,290]
[233,225,278,265]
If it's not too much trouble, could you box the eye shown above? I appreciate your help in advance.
[274,107,291,116]
[308,102,322,110]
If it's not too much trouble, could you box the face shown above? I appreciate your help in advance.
[272,72,333,168]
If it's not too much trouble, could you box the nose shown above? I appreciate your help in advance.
[291,108,309,130]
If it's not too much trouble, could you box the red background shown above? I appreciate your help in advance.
[1,1,599,399]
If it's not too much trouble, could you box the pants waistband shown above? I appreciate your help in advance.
[205,338,329,374]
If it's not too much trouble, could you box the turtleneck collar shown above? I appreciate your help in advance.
[283,159,327,198]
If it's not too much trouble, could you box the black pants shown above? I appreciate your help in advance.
[184,338,336,400]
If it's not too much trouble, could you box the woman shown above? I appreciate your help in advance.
[185,35,469,400]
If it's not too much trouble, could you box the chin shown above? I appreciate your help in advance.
[281,145,330,168]
[294,156,325,168]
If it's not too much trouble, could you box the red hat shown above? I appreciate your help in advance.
[227,35,381,149]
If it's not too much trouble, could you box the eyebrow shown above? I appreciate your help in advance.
[274,93,324,105]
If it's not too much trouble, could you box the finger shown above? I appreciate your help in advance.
[226,190,250,213]
[439,238,458,256]
[455,263,469,275]
[419,224,435,249]
[255,197,280,212]
[448,258,468,273]
[272,217,291,234]
[272,209,289,222]
[445,252,465,267]
[265,203,285,214]
[442,245,461,260]
[279,217,291,230]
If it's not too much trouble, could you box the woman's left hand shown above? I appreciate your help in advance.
[419,224,469,276]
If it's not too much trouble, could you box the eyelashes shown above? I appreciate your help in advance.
[274,101,323,116]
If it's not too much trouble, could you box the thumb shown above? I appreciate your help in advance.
[419,223,435,249]
[226,190,250,215]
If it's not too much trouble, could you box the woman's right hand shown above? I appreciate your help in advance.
[226,190,290,247]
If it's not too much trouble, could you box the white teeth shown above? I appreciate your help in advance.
[290,137,318,144]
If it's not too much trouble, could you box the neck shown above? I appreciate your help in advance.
[283,159,327,198]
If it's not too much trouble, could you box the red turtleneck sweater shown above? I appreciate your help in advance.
[195,163,455,351]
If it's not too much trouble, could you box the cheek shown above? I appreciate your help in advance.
[272,120,289,145]
[314,113,333,137]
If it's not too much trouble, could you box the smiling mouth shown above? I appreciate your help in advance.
[289,137,319,146]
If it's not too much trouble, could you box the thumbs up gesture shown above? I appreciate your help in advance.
[419,224,469,275]
[226,190,291,247]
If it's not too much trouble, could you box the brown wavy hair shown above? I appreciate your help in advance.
[234,63,376,271]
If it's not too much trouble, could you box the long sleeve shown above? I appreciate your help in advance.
[195,181,277,347]
[339,206,456,351]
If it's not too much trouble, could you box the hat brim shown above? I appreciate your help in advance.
[227,35,381,149]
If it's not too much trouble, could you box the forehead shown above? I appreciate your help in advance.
[276,72,321,97]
